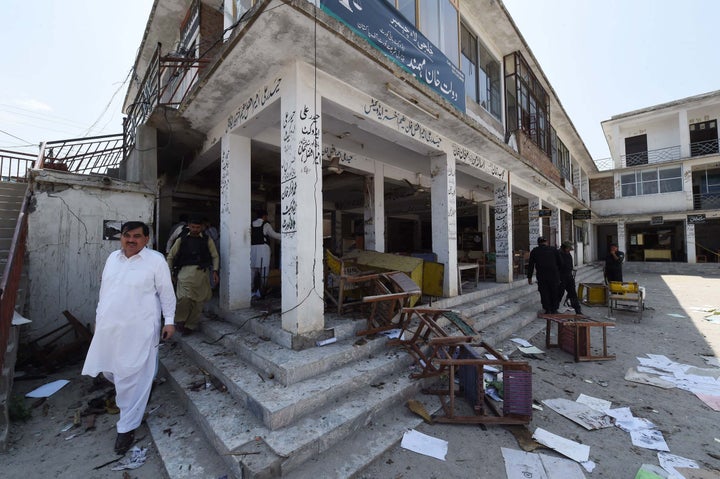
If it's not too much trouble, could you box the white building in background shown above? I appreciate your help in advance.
[591,90,720,263]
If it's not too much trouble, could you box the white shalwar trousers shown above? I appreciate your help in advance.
[103,354,156,433]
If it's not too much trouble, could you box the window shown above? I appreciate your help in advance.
[621,166,682,197]
[504,52,550,156]
[233,0,254,21]
[625,134,648,166]
[394,0,459,64]
[461,23,501,119]
[557,140,570,180]
[690,120,719,157]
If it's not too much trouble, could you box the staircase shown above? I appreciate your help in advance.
[0,181,31,451]
[148,264,605,478]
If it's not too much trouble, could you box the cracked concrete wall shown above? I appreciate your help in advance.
[25,171,154,343]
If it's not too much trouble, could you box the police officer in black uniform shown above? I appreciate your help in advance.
[527,237,562,314]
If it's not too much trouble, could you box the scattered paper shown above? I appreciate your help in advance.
[625,368,675,389]
[630,428,669,452]
[532,427,590,463]
[111,447,147,470]
[667,313,686,318]
[539,453,587,479]
[674,467,720,479]
[657,452,699,479]
[518,345,545,355]
[581,460,596,473]
[635,464,670,479]
[701,356,720,368]
[576,394,612,413]
[705,314,720,324]
[380,328,403,339]
[502,447,549,479]
[26,379,70,398]
[400,429,447,461]
[542,398,614,430]
[12,311,31,325]
[510,337,533,348]
[693,393,720,411]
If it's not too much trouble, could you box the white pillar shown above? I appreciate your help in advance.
[494,182,512,283]
[682,163,694,210]
[430,154,458,295]
[364,163,385,252]
[686,221,696,263]
[679,110,690,159]
[617,220,627,254]
[528,197,542,248]
[550,205,561,247]
[219,133,252,311]
[280,65,324,335]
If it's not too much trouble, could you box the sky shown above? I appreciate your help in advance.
[1,0,719,162]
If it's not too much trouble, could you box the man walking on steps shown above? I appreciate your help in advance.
[559,240,583,315]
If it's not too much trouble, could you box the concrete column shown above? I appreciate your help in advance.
[494,182,512,283]
[682,163,694,210]
[550,205,560,247]
[679,110,690,159]
[364,163,385,252]
[430,154,458,295]
[528,197,542,247]
[617,220,627,253]
[280,65,324,335]
[686,221,696,263]
[481,203,491,250]
[124,124,158,190]
[219,133,252,311]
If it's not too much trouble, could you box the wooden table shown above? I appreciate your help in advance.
[457,262,479,294]
[539,313,615,362]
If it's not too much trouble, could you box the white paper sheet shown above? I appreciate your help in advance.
[25,379,70,398]
[400,429,447,461]
[657,452,699,479]
[538,453,587,479]
[501,447,549,479]
[630,428,669,452]
[12,311,32,325]
[542,398,614,430]
[532,427,590,462]
[518,345,545,354]
[510,337,533,347]
[576,394,612,413]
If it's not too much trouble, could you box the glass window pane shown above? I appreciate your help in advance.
[419,0,440,50]
[641,170,657,181]
[659,167,681,179]
[621,173,636,184]
[659,178,682,193]
[461,56,478,102]
[440,0,458,64]
[397,0,416,25]
[622,183,636,197]
[642,180,658,195]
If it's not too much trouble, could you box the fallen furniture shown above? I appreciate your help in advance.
[357,272,421,336]
[607,281,644,322]
[539,313,615,362]
[25,310,93,371]
[323,249,383,314]
[578,282,608,306]
[390,307,532,425]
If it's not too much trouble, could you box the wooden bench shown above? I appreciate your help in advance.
[539,313,615,362]
[607,281,644,322]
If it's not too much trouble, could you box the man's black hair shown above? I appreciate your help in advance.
[188,217,204,225]
[122,221,149,236]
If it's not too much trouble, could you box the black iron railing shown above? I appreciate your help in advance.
[39,134,124,175]
[0,150,36,182]
[596,139,720,171]
[693,192,720,210]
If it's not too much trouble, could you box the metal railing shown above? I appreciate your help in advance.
[0,186,30,371]
[0,150,36,182]
[693,192,720,211]
[124,42,208,155]
[39,134,125,175]
[595,139,720,171]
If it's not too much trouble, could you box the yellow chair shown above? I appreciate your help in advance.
[323,249,380,315]
[607,281,644,322]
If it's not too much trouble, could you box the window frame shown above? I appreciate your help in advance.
[620,166,682,197]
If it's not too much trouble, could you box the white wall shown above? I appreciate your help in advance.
[25,170,155,342]
[591,191,687,216]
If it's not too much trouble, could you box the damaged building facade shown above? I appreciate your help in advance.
[592,90,720,263]
[120,0,596,341]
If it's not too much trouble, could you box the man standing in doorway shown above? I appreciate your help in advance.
[527,236,562,314]
[82,221,176,455]
[251,209,282,299]
[605,243,625,283]
[559,241,583,315]
[167,218,219,335]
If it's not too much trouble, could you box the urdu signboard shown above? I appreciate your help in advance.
[320,0,465,111]
[687,214,706,224]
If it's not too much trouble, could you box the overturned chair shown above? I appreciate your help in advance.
[356,272,421,336]
[323,249,383,315]
[390,307,532,425]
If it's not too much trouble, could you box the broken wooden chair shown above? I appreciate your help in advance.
[424,341,533,425]
[323,249,382,315]
[356,272,421,336]
[25,311,93,371]
[539,312,615,362]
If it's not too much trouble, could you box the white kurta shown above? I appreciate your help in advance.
[82,247,176,432]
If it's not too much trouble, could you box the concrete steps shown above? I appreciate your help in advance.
[149,263,605,478]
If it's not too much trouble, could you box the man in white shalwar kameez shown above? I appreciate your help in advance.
[82,221,176,455]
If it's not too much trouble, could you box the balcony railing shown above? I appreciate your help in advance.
[595,139,719,171]
[0,150,36,182]
[39,134,124,175]
[693,192,720,211]
[123,43,208,155]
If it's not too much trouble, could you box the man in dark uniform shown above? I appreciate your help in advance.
[527,237,562,314]
[605,243,625,283]
[559,241,583,315]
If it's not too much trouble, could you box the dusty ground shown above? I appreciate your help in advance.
[2,272,720,478]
